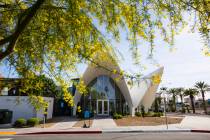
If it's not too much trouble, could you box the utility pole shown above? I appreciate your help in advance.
[163,90,168,129]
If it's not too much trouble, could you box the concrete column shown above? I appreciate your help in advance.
[73,106,77,116]
[130,107,135,117]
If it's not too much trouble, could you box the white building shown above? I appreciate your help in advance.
[0,96,54,123]
[0,78,54,123]
[73,58,164,117]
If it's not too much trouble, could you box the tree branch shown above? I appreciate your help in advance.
[0,4,13,8]
[0,0,45,61]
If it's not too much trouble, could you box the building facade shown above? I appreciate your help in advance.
[0,78,54,123]
[73,59,164,117]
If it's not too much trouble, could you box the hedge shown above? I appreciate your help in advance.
[14,118,26,128]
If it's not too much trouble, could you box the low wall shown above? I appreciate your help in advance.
[0,96,54,123]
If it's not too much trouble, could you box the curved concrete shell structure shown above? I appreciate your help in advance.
[73,60,164,117]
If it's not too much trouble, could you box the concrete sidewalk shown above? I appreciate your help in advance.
[1,125,210,135]
[50,117,78,129]
[1,115,210,135]
[179,116,210,130]
[92,117,117,128]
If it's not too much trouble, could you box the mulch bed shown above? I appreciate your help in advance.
[73,119,93,128]
[114,116,183,126]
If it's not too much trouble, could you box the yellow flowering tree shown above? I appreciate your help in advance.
[77,106,82,113]
[76,80,88,95]
[29,95,49,115]
[0,0,209,109]
[151,74,162,85]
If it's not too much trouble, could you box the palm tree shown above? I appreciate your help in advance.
[154,96,162,112]
[168,88,178,112]
[160,87,167,92]
[195,81,209,114]
[184,88,198,114]
[159,87,167,112]
[176,87,185,111]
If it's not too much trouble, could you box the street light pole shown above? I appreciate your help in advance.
[163,90,168,129]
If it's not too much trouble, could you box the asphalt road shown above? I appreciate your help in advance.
[1,133,210,140]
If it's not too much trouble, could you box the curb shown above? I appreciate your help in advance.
[103,129,191,133]
[0,132,16,135]
[12,129,210,135]
[191,130,210,133]
[17,130,102,135]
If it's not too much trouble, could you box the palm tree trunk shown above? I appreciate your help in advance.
[201,91,207,114]
[180,95,184,110]
[173,95,176,111]
[190,95,195,114]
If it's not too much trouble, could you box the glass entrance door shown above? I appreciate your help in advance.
[97,100,109,116]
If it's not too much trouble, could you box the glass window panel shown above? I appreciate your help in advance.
[104,101,108,111]
[98,101,102,114]
[85,75,126,114]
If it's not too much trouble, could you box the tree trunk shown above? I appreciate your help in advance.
[0,0,45,61]
[190,95,195,114]
[173,95,176,112]
[201,91,207,114]
[180,95,184,110]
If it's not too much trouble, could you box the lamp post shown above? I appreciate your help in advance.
[163,89,168,129]
[89,93,91,127]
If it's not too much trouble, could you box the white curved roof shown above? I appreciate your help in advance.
[73,57,164,112]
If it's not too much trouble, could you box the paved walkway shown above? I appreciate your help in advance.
[92,117,117,128]
[179,116,210,130]
[50,117,78,129]
[1,115,210,134]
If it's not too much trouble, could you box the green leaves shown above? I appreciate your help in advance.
[0,0,209,108]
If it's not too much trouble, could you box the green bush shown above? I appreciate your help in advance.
[181,108,186,113]
[152,112,163,117]
[14,118,26,128]
[27,118,40,127]
[122,112,130,116]
[141,105,145,117]
[144,112,152,117]
[135,112,141,117]
[113,113,122,119]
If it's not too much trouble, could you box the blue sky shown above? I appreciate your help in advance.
[111,26,210,99]
[116,26,210,88]
[64,25,210,99]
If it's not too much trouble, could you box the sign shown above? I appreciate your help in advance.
[60,102,64,108]
[208,99,210,105]
[84,111,90,118]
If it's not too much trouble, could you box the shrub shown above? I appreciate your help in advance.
[113,113,122,119]
[145,112,152,117]
[181,108,186,113]
[152,112,163,117]
[27,118,40,127]
[122,112,130,116]
[135,112,141,117]
[141,105,145,117]
[14,118,26,128]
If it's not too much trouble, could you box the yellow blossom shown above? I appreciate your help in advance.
[151,74,161,84]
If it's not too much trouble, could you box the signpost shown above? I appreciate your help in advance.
[43,114,45,128]
[208,99,210,105]
[163,90,168,130]
[83,110,90,128]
